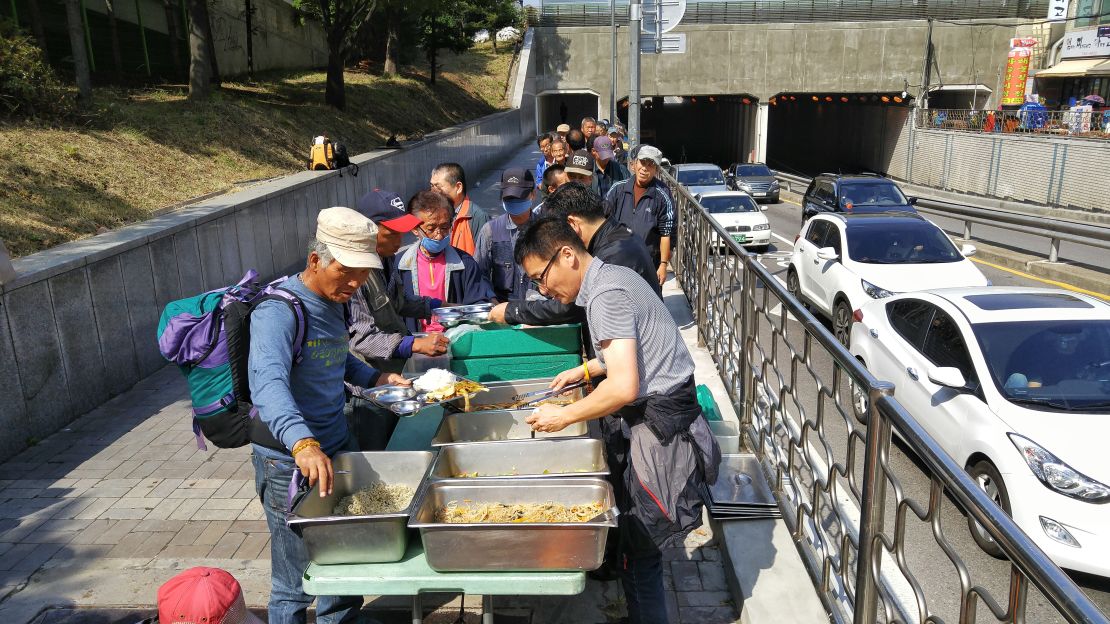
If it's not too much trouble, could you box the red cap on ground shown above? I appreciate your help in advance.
[157,567,264,624]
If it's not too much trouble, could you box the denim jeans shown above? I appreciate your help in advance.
[252,450,364,624]
[620,516,670,624]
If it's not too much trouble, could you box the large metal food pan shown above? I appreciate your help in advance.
[409,478,617,571]
[430,409,589,447]
[287,451,435,565]
[428,438,608,480]
[447,378,587,412]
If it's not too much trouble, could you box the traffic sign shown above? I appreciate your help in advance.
[642,0,686,35]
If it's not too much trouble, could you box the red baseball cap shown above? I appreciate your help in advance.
[157,567,264,624]
[355,189,423,232]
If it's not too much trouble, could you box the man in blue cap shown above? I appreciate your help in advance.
[475,168,538,303]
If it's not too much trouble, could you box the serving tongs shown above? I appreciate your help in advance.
[513,381,588,408]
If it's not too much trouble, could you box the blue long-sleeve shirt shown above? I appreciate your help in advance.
[248,275,378,457]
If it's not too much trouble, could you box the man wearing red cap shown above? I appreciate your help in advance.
[157,567,264,624]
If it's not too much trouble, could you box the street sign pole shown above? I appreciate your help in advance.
[629,0,642,149]
[610,0,617,123]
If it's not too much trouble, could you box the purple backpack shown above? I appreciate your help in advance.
[157,270,307,450]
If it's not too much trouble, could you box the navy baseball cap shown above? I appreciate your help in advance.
[355,189,423,232]
[500,168,536,200]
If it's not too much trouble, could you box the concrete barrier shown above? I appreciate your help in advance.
[0,107,534,457]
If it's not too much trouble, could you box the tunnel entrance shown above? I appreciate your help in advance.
[617,95,759,168]
[767,93,912,177]
[538,92,600,134]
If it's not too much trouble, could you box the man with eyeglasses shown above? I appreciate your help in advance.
[474,168,538,303]
[605,144,675,286]
[391,191,492,333]
[515,217,720,624]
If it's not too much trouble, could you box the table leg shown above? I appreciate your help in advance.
[482,595,494,624]
[411,594,422,624]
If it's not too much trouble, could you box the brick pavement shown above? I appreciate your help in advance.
[0,143,741,623]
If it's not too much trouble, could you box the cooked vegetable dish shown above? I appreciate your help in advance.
[435,500,605,523]
[333,483,416,516]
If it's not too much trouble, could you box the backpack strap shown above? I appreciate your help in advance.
[255,287,309,364]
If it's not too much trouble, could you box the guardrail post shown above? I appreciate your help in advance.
[739,255,758,449]
[1049,237,1060,263]
[963,220,972,241]
[853,382,896,624]
[696,212,709,348]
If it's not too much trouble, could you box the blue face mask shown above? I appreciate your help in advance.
[421,235,450,254]
[503,198,533,216]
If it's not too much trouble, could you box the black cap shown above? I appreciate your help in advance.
[500,168,536,200]
[564,149,595,177]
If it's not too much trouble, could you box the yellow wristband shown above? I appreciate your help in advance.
[582,362,591,384]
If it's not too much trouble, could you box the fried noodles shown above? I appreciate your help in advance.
[435,500,605,523]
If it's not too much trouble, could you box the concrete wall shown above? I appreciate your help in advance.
[535,20,1026,103]
[0,108,534,457]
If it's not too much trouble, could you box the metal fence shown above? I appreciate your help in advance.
[539,0,1049,26]
[916,108,1110,141]
[664,169,1108,624]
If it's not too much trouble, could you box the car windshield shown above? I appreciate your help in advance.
[839,181,908,206]
[973,320,1110,411]
[736,165,772,177]
[846,221,962,264]
[702,195,760,213]
[678,168,725,186]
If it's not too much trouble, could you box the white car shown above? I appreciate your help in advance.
[850,288,1110,576]
[697,191,771,253]
[674,163,729,196]
[787,212,987,346]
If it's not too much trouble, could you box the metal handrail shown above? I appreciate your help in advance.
[771,172,1110,262]
[661,168,1109,624]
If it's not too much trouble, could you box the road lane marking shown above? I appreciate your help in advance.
[970,258,1110,301]
[772,232,795,247]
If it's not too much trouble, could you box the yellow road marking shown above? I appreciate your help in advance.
[970,258,1110,301]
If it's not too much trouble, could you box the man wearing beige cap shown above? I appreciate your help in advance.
[249,206,407,624]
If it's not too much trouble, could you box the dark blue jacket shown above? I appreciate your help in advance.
[390,243,494,333]
[605,177,676,265]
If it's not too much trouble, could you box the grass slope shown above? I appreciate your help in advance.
[0,43,514,257]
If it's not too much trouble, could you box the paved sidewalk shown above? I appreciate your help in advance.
[0,143,741,623]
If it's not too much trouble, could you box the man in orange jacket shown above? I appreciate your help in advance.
[430,162,490,257]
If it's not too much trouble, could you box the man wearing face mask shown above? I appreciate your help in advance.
[392,191,493,334]
[475,168,538,303]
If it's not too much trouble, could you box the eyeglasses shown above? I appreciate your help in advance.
[531,248,562,290]
[417,223,452,238]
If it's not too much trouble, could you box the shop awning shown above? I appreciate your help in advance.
[1035,58,1110,78]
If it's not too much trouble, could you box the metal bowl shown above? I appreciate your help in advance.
[432,307,465,318]
[456,304,492,315]
[366,386,416,404]
[390,400,424,416]
[464,311,491,323]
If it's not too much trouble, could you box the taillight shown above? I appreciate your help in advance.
[794,234,800,244]
[853,309,864,322]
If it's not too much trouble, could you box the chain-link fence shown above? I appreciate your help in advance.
[664,169,1108,624]
[539,0,1049,27]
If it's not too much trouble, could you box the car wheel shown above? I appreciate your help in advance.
[850,370,868,421]
[833,299,853,347]
[967,460,1011,559]
[786,268,804,307]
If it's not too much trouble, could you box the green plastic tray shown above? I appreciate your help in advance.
[449,324,582,359]
[697,384,723,421]
[450,353,584,383]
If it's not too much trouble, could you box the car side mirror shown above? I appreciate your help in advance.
[928,366,966,389]
[760,206,768,211]
[960,244,977,257]
[816,247,839,261]
[906,196,918,205]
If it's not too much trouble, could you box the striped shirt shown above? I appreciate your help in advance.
[575,259,695,397]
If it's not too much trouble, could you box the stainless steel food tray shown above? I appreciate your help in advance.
[287,451,435,565]
[428,438,608,480]
[355,375,484,416]
[430,409,589,447]
[408,478,617,571]
[445,377,587,413]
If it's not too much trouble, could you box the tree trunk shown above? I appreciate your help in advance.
[383,7,399,75]
[26,0,49,58]
[325,43,346,110]
[186,0,212,99]
[427,47,437,85]
[63,0,92,103]
[104,0,124,82]
[163,0,184,79]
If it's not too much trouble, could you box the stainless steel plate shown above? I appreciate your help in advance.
[456,304,493,314]
[429,438,608,480]
[389,400,424,415]
[366,386,416,404]
[409,478,617,571]
[447,378,587,413]
[430,409,589,446]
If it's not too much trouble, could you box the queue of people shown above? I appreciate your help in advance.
[238,117,708,624]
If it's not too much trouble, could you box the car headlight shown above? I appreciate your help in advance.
[861,279,896,299]
[739,183,752,191]
[1009,433,1110,503]
[770,181,780,189]
[752,223,770,231]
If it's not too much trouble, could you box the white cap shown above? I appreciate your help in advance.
[315,207,383,269]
